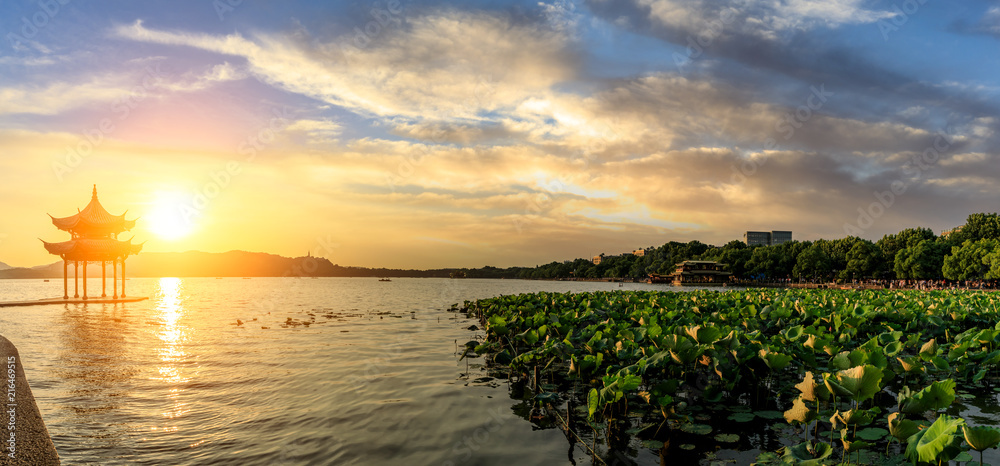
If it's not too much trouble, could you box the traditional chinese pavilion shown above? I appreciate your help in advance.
[648,260,732,286]
[41,185,143,300]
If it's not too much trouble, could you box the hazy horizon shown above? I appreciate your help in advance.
[2,1,998,269]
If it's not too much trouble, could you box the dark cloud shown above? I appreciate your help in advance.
[584,0,1000,129]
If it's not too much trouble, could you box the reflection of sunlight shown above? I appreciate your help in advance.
[153,277,189,428]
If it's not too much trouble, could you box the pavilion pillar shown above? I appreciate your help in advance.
[101,261,107,297]
[121,260,126,298]
[113,259,118,299]
[82,261,88,300]
[73,261,79,298]
[62,260,68,300]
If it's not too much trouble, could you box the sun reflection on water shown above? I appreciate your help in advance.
[153,277,191,429]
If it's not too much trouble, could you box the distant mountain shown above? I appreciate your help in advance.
[0,251,458,279]
[0,261,10,271]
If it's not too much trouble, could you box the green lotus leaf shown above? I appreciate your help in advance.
[905,414,964,464]
[759,349,793,371]
[883,341,902,357]
[888,413,922,442]
[841,433,873,453]
[963,425,1000,452]
[930,356,950,372]
[587,388,601,420]
[823,375,854,398]
[680,423,712,435]
[728,412,755,422]
[897,356,924,374]
[685,325,721,344]
[756,410,785,420]
[832,365,883,403]
[715,433,740,443]
[856,427,889,441]
[878,331,902,345]
[901,379,956,414]
[670,347,702,365]
[919,338,938,360]
[642,439,663,449]
[785,325,804,341]
[783,441,833,465]
[784,396,816,425]
[867,350,888,370]
[830,409,873,429]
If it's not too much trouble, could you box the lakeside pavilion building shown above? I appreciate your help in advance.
[41,185,143,300]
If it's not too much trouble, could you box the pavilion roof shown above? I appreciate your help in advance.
[41,237,143,261]
[49,185,136,236]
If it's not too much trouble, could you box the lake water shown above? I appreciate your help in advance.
[0,277,692,465]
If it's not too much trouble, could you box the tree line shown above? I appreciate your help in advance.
[456,213,1000,282]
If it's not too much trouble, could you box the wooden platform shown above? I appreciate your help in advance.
[0,296,149,307]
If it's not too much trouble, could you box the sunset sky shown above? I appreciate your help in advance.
[1,0,999,269]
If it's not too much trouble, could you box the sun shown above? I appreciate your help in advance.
[146,191,196,241]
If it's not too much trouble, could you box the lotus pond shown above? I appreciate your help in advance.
[458,289,1000,465]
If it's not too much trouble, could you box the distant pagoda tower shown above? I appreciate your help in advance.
[41,185,143,300]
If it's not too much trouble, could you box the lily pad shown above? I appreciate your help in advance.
[856,427,889,441]
[715,433,740,443]
[680,423,713,435]
[642,440,664,449]
[783,441,833,464]
[728,412,756,422]
[755,410,785,420]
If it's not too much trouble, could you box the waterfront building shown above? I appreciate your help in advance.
[771,231,793,245]
[743,230,793,246]
[649,260,732,286]
[941,225,964,238]
[41,185,143,299]
[744,231,772,246]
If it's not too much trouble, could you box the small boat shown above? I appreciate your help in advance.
[43,279,50,282]
[379,278,391,282]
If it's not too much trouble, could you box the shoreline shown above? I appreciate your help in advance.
[0,335,60,465]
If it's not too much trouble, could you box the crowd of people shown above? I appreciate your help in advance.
[727,277,1000,290]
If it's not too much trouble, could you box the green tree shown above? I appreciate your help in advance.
[952,213,1000,243]
[793,243,832,280]
[845,240,883,280]
[878,227,936,279]
[942,239,999,280]
[894,239,948,280]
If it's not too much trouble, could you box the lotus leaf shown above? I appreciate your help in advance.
[830,409,873,429]
[905,414,964,464]
[759,349,793,371]
[963,425,1000,451]
[785,325,804,341]
[840,432,873,453]
[783,441,833,465]
[783,396,815,425]
[756,410,785,420]
[919,338,938,360]
[728,412,755,422]
[888,412,922,442]
[680,423,712,435]
[794,371,829,402]
[856,427,889,441]
[897,356,924,374]
[831,365,883,403]
[901,379,956,414]
[685,325,721,344]
[715,433,740,443]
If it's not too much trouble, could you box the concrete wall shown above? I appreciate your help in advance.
[1,335,60,465]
